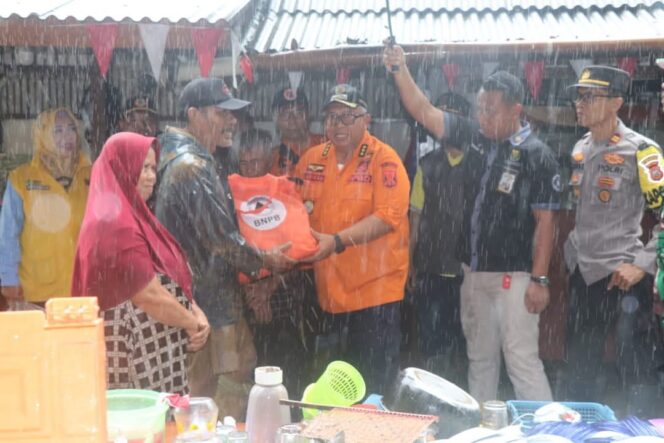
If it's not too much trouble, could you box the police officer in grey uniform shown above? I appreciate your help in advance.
[564,66,664,414]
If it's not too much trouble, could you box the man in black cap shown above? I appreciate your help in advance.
[384,45,560,402]
[293,84,410,394]
[270,87,324,176]
[564,66,664,413]
[153,77,294,418]
[409,92,471,388]
[117,96,159,137]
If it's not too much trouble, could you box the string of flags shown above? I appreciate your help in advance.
[84,23,643,98]
[84,23,256,85]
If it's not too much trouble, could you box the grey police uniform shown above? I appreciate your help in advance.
[564,119,659,284]
[563,64,664,414]
[563,121,664,409]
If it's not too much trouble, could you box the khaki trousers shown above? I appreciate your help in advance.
[460,265,552,403]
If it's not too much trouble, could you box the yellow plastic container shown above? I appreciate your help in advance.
[0,297,107,443]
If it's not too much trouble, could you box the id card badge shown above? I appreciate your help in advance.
[497,172,516,194]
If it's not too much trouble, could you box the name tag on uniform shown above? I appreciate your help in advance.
[497,172,516,194]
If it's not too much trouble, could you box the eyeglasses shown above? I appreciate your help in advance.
[573,92,618,104]
[324,112,367,126]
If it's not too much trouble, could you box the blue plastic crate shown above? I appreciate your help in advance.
[507,400,617,429]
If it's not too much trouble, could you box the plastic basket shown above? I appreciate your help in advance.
[507,400,617,429]
[301,360,366,419]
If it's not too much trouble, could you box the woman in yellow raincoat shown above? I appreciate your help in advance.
[0,108,91,304]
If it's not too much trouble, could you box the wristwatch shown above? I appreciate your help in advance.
[530,275,550,286]
[333,234,346,254]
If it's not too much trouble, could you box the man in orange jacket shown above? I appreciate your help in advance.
[295,84,410,393]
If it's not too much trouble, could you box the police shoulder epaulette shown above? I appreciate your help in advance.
[322,143,332,157]
[637,141,662,152]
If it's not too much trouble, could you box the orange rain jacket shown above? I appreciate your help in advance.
[294,131,410,313]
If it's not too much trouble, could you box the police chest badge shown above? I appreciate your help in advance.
[569,149,585,202]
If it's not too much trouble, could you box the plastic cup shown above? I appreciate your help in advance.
[275,424,303,442]
[173,397,219,434]
[481,400,509,430]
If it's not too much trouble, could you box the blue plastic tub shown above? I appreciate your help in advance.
[507,400,616,429]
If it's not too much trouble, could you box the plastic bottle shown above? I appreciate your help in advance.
[245,366,292,443]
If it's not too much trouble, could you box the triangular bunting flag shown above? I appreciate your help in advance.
[240,53,254,85]
[139,24,169,82]
[336,67,351,84]
[524,60,545,101]
[86,24,119,78]
[617,56,638,76]
[442,63,460,90]
[570,58,592,77]
[191,28,225,77]
[482,61,499,81]
[231,31,242,88]
[288,71,304,90]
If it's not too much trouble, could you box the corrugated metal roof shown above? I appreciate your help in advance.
[248,0,664,52]
[3,0,253,24]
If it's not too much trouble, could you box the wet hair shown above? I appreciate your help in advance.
[233,128,274,159]
[481,70,525,105]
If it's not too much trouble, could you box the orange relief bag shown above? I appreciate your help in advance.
[228,173,319,283]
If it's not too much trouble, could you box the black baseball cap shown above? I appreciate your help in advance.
[123,96,157,116]
[272,87,308,110]
[435,92,471,117]
[567,65,630,96]
[323,84,368,110]
[178,78,251,112]
[482,71,525,104]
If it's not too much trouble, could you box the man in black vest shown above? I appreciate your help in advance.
[409,92,470,388]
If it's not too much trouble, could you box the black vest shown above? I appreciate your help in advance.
[413,149,467,276]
